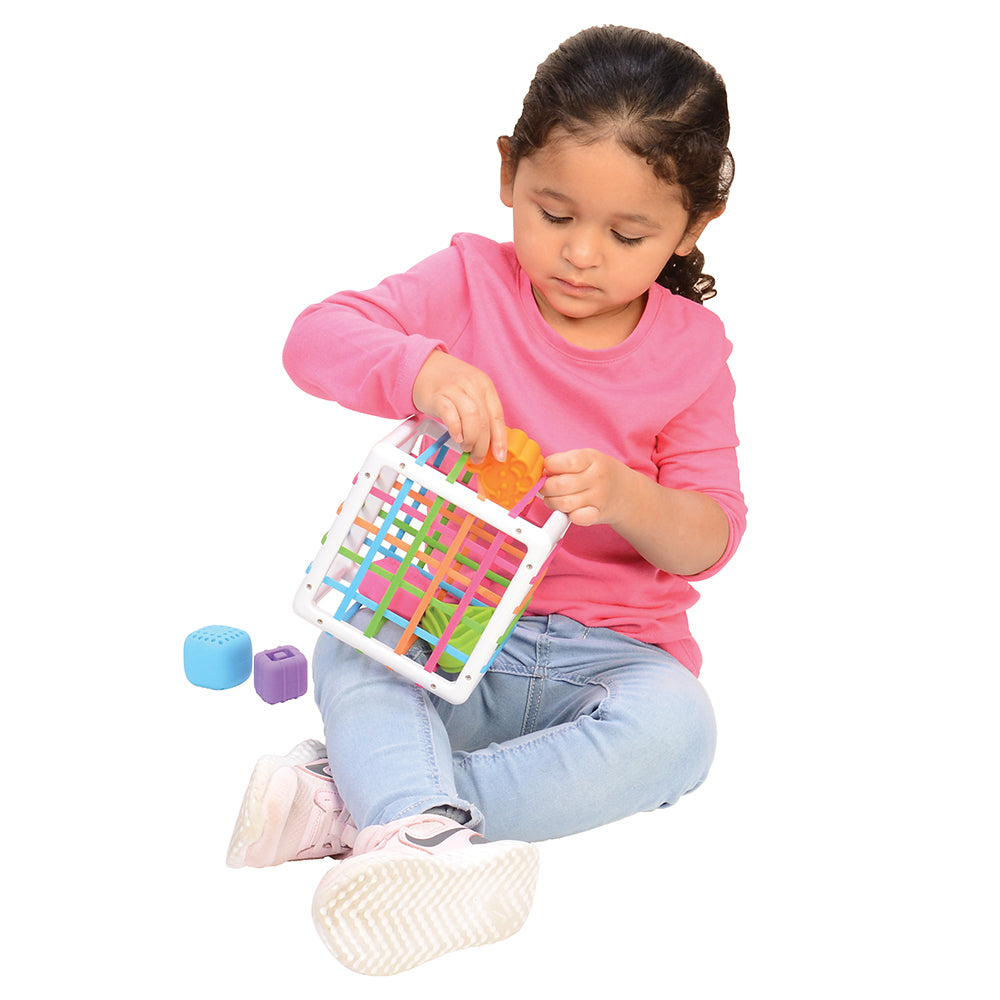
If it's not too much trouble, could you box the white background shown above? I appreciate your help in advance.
[4,1,996,996]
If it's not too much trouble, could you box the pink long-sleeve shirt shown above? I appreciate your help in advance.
[284,233,745,675]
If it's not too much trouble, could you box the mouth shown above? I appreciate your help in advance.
[554,277,598,295]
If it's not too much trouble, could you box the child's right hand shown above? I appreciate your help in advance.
[412,349,507,464]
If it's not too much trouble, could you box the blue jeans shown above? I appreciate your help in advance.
[312,613,716,842]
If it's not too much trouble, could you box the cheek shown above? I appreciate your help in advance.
[512,208,540,247]
[609,253,665,295]
[511,218,549,279]
[515,217,550,258]
[637,246,673,280]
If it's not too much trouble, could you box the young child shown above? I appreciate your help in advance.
[228,25,745,976]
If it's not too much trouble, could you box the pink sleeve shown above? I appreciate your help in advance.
[653,363,747,580]
[282,246,472,418]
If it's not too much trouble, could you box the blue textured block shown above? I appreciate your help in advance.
[184,626,252,689]
[254,645,308,704]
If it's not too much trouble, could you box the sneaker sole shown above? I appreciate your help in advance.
[312,840,540,975]
[226,739,326,868]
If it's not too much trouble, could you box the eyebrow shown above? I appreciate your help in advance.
[531,187,663,230]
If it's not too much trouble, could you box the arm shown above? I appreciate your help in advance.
[541,363,745,578]
[282,246,471,419]
[540,452,729,576]
[284,245,509,463]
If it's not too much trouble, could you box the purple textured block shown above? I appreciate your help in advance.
[253,645,308,704]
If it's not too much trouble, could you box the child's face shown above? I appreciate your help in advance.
[500,131,712,346]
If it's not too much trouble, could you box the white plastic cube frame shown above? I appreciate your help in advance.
[293,416,569,704]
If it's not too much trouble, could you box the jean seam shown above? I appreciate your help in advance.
[453,703,605,774]
[403,638,456,802]
[454,674,614,776]
[522,625,549,736]
[412,683,448,799]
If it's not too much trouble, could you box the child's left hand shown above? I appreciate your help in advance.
[542,447,730,576]
[540,449,626,527]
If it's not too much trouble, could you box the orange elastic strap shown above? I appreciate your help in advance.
[393,510,477,655]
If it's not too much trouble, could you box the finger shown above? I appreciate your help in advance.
[464,385,506,464]
[490,414,508,462]
[543,450,588,476]
[540,474,579,499]
[475,380,506,461]
[542,490,602,526]
[568,505,602,526]
[467,429,493,465]
[433,396,465,447]
[542,482,592,510]
[449,394,483,460]
[435,387,479,450]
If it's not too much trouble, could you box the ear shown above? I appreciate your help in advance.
[674,202,726,257]
[497,136,515,208]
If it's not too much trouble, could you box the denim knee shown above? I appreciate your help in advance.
[599,665,716,808]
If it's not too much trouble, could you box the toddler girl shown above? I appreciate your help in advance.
[227,24,745,976]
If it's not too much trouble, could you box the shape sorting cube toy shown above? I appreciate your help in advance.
[184,625,252,690]
[293,417,569,704]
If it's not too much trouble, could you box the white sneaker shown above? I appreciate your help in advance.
[311,814,539,975]
[226,739,356,868]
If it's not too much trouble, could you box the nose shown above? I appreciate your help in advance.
[562,230,601,270]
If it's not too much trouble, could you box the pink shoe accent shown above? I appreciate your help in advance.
[226,740,356,868]
[353,813,487,857]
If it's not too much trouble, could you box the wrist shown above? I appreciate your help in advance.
[602,460,643,528]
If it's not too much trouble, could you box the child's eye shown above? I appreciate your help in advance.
[539,208,571,225]
[612,231,645,247]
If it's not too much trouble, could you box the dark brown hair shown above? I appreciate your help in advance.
[503,26,734,302]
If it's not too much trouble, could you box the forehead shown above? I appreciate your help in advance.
[519,131,687,215]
